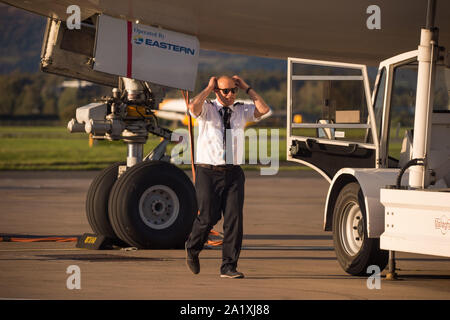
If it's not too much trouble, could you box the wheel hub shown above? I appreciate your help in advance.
[341,201,364,256]
[357,218,364,238]
[151,200,166,215]
[139,185,179,230]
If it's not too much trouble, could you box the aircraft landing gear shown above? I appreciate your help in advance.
[86,162,127,247]
[108,161,197,249]
[86,160,197,249]
[71,77,197,249]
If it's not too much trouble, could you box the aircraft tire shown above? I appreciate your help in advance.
[332,182,388,276]
[108,160,197,249]
[86,162,126,245]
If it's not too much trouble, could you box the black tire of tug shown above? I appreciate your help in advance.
[332,182,388,276]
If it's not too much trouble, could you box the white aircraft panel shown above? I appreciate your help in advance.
[93,14,199,91]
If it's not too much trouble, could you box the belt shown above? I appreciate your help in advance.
[196,164,238,171]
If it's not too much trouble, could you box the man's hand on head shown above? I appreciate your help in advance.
[208,77,218,92]
[188,76,218,117]
[232,75,250,91]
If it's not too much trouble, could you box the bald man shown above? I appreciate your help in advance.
[185,75,271,278]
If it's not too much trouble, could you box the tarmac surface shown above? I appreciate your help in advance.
[0,169,449,300]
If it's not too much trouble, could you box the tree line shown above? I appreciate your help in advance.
[1,67,434,128]
[0,70,287,124]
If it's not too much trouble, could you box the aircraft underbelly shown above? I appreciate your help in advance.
[2,0,450,65]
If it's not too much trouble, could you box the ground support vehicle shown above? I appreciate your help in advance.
[286,5,450,275]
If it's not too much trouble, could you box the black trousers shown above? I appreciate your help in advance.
[186,165,245,274]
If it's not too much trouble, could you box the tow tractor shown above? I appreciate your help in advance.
[286,0,449,276]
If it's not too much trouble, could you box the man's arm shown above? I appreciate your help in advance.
[188,77,217,117]
[232,75,271,118]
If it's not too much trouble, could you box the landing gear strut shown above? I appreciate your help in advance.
[69,77,197,248]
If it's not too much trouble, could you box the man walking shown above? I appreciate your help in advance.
[185,75,271,278]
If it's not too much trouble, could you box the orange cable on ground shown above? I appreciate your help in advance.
[209,229,221,236]
[181,90,223,247]
[0,236,77,242]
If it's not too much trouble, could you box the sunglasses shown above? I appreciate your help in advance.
[218,87,238,94]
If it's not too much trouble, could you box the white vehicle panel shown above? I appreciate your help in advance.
[380,188,450,257]
[324,168,405,238]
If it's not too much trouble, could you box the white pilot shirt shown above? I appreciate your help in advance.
[189,99,262,165]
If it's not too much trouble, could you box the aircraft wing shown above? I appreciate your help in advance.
[2,0,449,65]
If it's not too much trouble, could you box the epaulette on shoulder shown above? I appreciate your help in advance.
[233,102,243,106]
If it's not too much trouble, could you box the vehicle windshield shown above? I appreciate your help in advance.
[386,63,449,163]
[434,66,450,112]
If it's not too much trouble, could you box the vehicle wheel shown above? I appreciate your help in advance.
[108,161,197,249]
[332,182,388,276]
[86,162,126,245]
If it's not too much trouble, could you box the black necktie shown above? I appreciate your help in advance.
[219,107,232,161]
[220,107,232,129]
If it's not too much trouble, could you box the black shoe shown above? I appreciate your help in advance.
[185,243,200,274]
[220,270,244,279]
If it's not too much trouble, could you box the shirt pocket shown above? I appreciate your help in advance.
[211,118,223,129]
